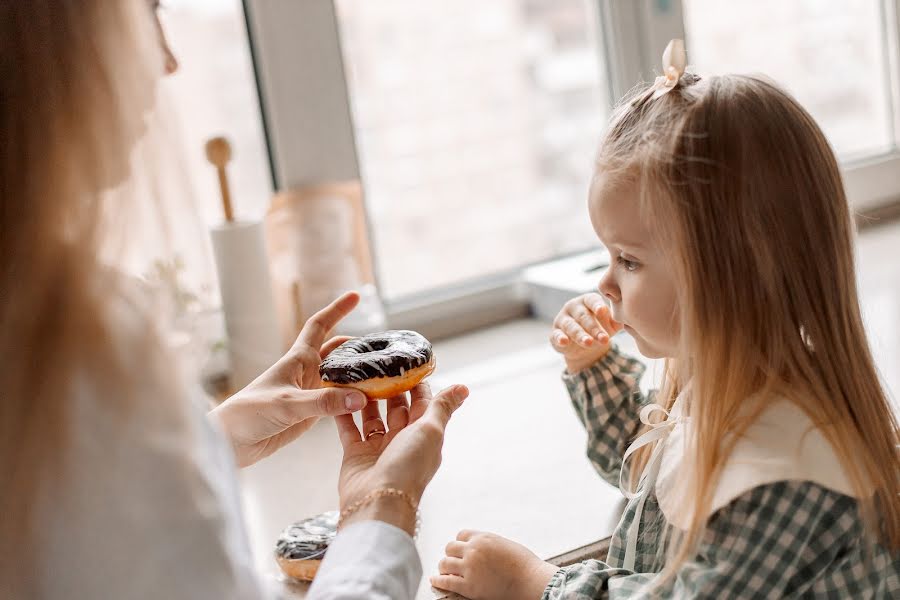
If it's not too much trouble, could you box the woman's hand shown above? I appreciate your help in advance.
[210,291,370,468]
[431,531,558,600]
[550,292,623,374]
[335,382,469,536]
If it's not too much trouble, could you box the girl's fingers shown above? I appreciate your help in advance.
[430,574,467,595]
[444,540,466,558]
[549,329,570,352]
[595,304,623,335]
[571,303,604,340]
[558,315,593,348]
[584,293,607,316]
[437,556,465,576]
[456,529,478,542]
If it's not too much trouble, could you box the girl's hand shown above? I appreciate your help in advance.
[431,531,558,600]
[550,292,623,374]
[210,292,369,468]
[335,382,469,536]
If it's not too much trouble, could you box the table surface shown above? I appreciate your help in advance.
[239,318,652,599]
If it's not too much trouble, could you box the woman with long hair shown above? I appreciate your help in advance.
[0,2,467,598]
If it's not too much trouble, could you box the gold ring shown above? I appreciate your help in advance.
[364,429,386,441]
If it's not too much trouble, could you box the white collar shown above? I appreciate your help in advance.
[655,396,858,530]
[618,388,859,570]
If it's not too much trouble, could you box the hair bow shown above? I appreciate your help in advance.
[651,39,687,99]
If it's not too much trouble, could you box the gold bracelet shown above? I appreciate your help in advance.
[338,488,421,536]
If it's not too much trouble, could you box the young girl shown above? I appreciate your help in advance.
[432,40,900,599]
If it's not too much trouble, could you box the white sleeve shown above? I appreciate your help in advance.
[189,391,272,599]
[33,280,269,599]
[307,520,423,600]
[38,370,270,598]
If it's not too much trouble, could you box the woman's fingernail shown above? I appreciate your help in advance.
[345,392,366,410]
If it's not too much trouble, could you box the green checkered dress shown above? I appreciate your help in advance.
[542,346,899,599]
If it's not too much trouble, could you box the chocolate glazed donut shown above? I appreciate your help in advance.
[319,330,436,399]
[274,511,338,581]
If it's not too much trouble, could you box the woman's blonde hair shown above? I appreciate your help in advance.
[0,1,205,593]
[597,72,900,579]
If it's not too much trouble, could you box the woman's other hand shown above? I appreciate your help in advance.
[335,382,469,536]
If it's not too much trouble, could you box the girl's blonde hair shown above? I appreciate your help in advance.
[0,1,206,593]
[597,72,900,579]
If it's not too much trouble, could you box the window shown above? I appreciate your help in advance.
[334,0,608,299]
[683,0,896,159]
[244,0,900,336]
[159,0,272,223]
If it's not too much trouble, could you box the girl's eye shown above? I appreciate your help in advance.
[616,256,640,272]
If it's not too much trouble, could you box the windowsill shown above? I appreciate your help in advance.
[238,317,632,600]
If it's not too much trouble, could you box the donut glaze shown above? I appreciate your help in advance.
[274,511,338,581]
[319,330,435,398]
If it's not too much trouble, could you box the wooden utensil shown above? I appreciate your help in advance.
[205,136,234,223]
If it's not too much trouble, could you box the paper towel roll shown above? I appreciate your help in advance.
[211,220,282,389]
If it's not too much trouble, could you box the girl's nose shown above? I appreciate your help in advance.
[598,269,619,303]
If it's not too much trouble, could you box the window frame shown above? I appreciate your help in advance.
[243,0,900,340]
